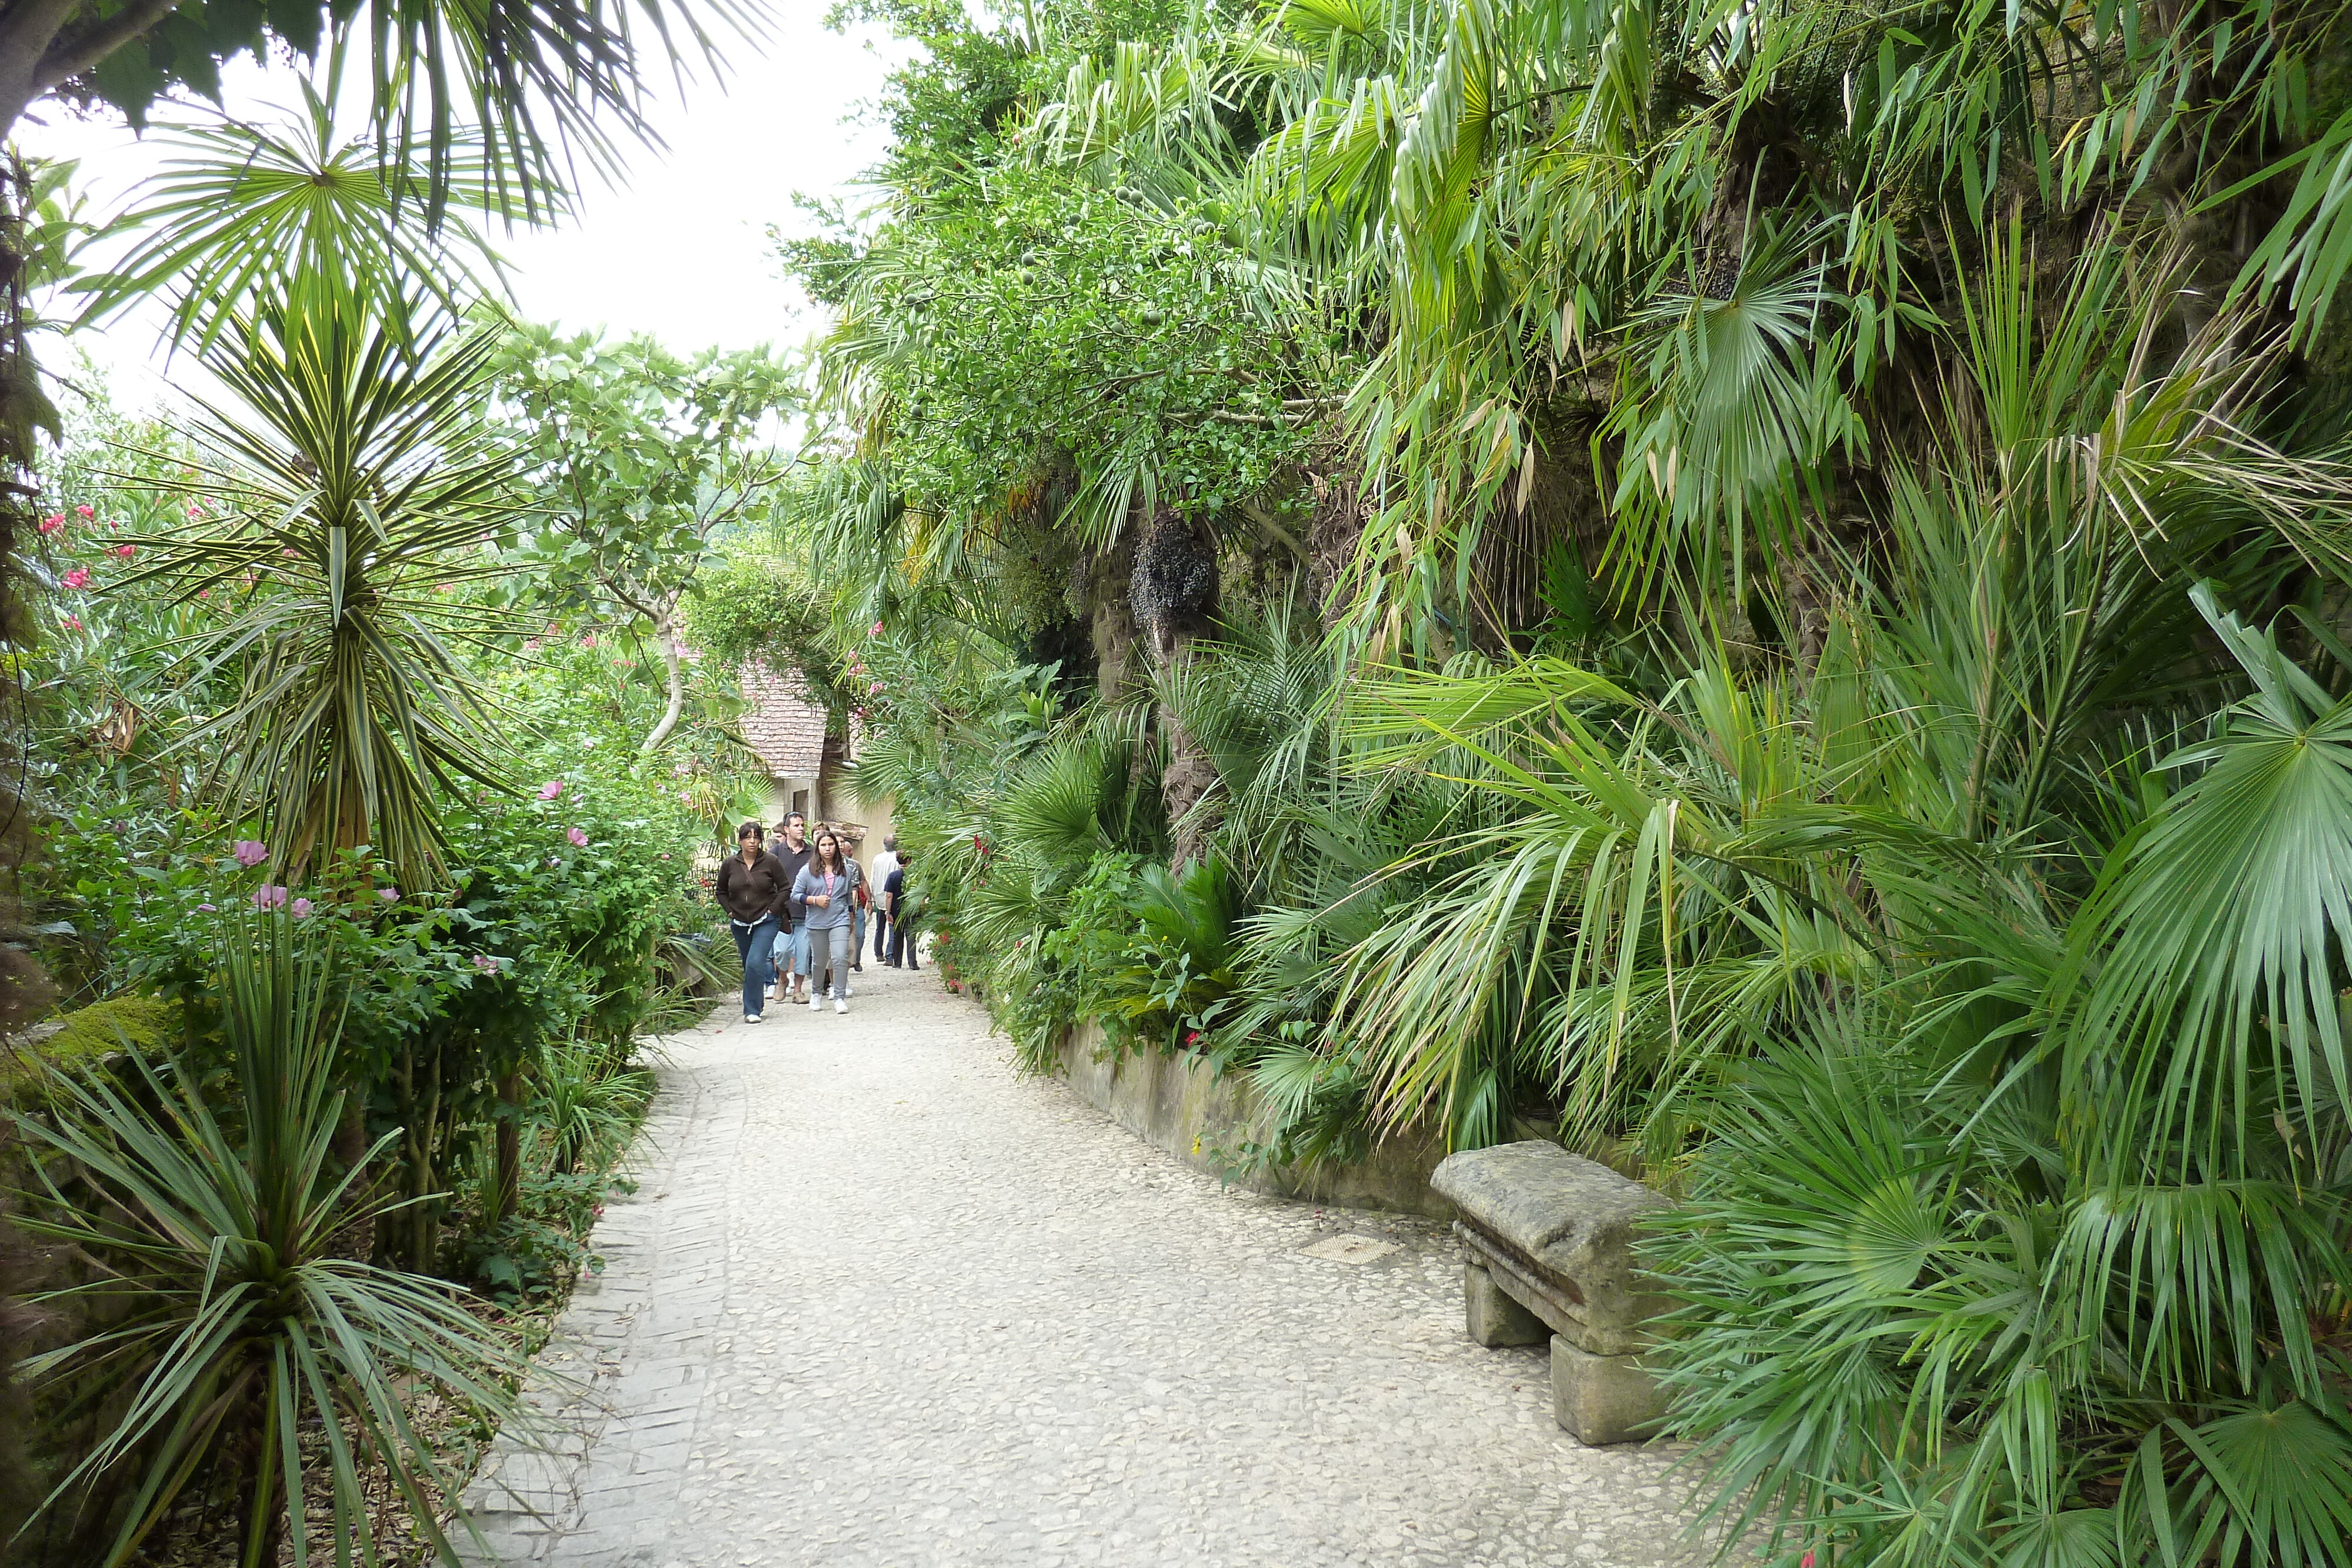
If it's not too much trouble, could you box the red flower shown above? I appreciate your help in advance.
[61,567,90,590]
[112,543,136,560]
[36,513,61,534]
[74,504,92,519]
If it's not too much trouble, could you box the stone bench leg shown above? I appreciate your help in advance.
[1551,1336,1665,1446]
[1464,1262,1549,1347]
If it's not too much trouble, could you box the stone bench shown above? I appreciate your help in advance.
[1430,1139,1672,1445]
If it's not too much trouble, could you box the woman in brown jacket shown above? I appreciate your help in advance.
[715,821,790,1022]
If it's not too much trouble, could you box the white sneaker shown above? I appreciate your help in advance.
[744,1012,761,1025]
[809,992,822,1011]
[844,982,854,998]
[834,998,848,1014]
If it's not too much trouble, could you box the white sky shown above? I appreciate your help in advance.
[14,13,910,413]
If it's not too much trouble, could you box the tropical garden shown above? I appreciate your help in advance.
[8,0,2352,1560]
[747,0,2352,1563]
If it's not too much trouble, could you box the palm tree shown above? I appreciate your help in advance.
[121,285,520,886]
[0,0,759,218]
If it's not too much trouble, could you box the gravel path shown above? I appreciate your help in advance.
[459,964,1715,1568]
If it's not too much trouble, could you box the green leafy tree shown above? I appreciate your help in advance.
[489,322,799,750]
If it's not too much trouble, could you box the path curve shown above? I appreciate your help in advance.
[461,964,1713,1568]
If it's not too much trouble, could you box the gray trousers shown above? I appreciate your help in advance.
[806,922,852,998]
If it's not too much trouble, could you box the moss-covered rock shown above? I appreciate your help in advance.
[0,994,177,1105]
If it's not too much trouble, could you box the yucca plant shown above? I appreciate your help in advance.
[118,283,521,887]
[6,914,528,1568]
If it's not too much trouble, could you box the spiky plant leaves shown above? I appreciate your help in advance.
[115,288,520,886]
[5,914,528,1567]
[71,68,519,359]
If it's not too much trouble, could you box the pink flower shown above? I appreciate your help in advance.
[252,884,289,910]
[378,887,399,902]
[473,953,503,974]
[868,681,884,696]
[580,633,597,650]
[74,504,92,519]
[537,780,564,800]
[61,567,90,590]
[112,544,135,560]
[185,503,205,519]
[232,840,268,867]
[659,852,671,860]
[522,638,541,653]
[196,902,218,913]
[280,547,298,558]
[37,513,61,534]
[196,589,209,599]
[870,620,885,636]
[673,761,691,776]
[290,897,315,919]
[59,614,81,631]
[1800,1556,1814,1568]
[567,826,589,847]
[1185,1030,1202,1046]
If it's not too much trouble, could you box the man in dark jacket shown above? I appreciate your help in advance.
[715,821,790,1023]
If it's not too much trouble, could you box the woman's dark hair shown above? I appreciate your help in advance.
[737,821,764,842]
[812,829,845,873]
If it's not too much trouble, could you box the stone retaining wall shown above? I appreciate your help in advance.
[1053,1020,1454,1218]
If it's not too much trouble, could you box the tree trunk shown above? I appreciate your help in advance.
[641,604,687,752]
[492,1069,525,1226]
[1131,511,1222,866]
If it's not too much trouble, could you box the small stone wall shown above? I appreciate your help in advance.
[1054,1021,1454,1218]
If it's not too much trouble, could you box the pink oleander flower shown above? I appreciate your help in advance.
[868,681,884,696]
[185,503,205,519]
[870,620,885,636]
[538,780,564,800]
[196,589,209,599]
[522,638,541,653]
[280,547,298,557]
[252,884,289,910]
[290,898,315,919]
[232,840,268,868]
[580,633,597,650]
[59,614,81,631]
[112,544,135,560]
[659,852,671,861]
[62,567,90,590]
[567,826,589,847]
[196,902,218,913]
[379,887,399,902]
[672,760,691,775]
[37,513,62,534]
[74,504,92,519]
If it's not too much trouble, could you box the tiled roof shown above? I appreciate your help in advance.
[740,662,830,777]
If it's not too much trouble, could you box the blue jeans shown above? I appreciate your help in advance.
[731,915,778,1018]
[850,904,866,965]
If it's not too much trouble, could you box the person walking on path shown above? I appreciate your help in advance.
[715,822,789,1024]
[842,834,869,989]
[794,829,858,1013]
[868,834,899,964]
[884,845,918,969]
[770,813,814,1005]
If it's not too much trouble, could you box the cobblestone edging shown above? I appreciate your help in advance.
[457,1016,744,1566]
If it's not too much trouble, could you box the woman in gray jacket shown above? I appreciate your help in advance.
[793,829,861,1014]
